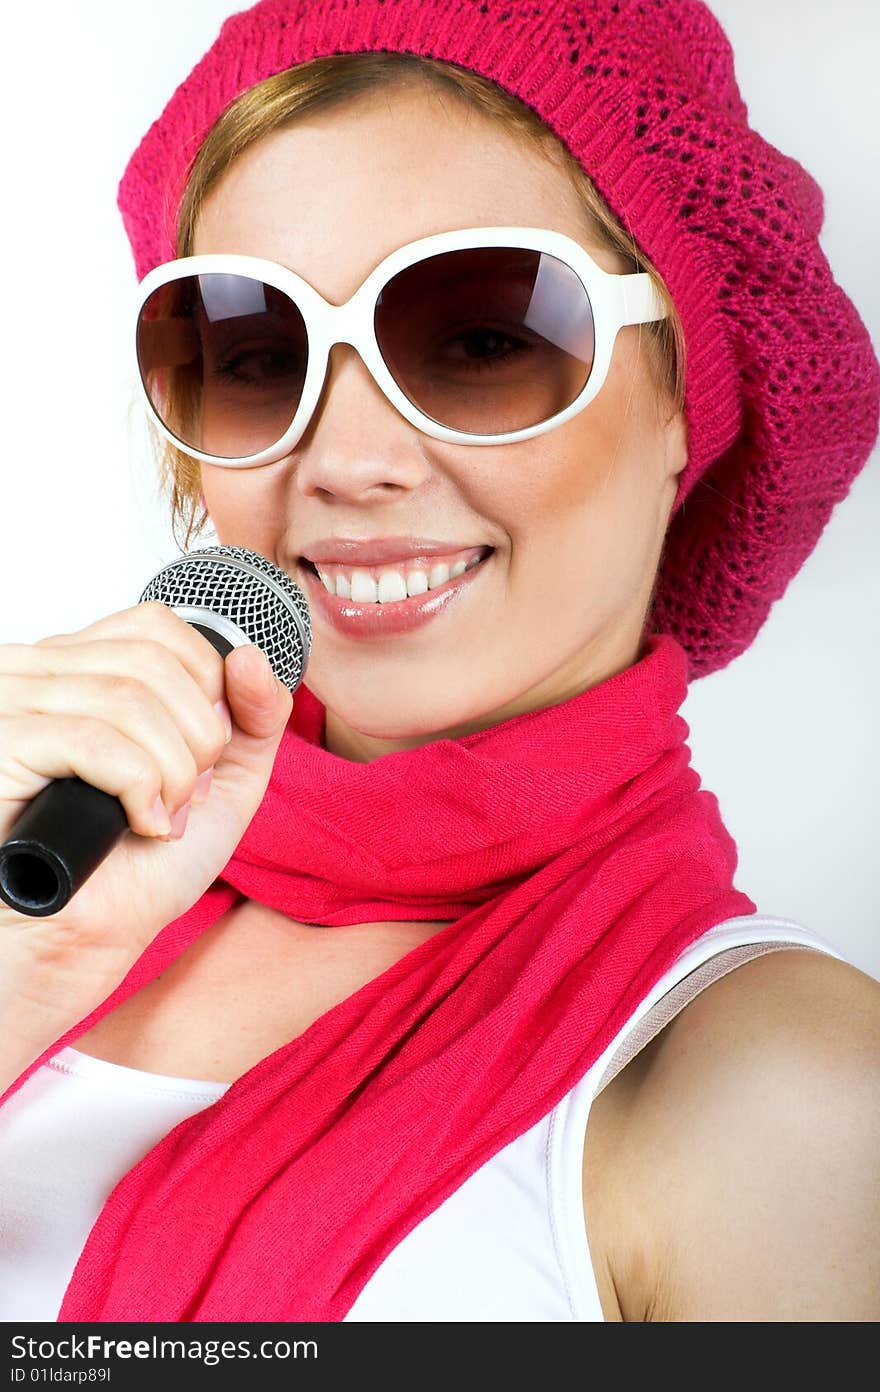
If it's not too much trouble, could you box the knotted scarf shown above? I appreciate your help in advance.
[2,630,756,1320]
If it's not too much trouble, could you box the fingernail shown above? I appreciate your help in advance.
[151,795,171,835]
[167,802,190,840]
[256,649,277,691]
[191,768,213,805]
[214,699,233,743]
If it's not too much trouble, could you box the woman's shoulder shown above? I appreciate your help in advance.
[586,946,880,1321]
[650,941,880,1076]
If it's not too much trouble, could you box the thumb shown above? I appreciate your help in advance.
[222,644,293,742]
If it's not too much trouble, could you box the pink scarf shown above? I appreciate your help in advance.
[2,630,755,1320]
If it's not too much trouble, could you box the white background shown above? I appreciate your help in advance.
[1,2,877,975]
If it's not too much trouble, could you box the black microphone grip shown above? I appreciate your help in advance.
[0,623,234,919]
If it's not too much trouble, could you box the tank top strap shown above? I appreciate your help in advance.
[545,914,845,1320]
[598,942,785,1095]
[594,915,842,1097]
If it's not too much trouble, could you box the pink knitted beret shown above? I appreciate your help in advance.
[118,0,879,680]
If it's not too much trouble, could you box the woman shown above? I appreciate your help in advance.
[1,0,878,1322]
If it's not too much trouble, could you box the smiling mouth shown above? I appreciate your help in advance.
[300,547,494,604]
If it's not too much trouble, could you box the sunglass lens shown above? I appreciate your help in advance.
[374,247,595,435]
[136,272,307,460]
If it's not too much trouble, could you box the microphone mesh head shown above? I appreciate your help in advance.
[138,545,311,691]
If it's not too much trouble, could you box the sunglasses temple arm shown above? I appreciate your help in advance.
[618,272,668,326]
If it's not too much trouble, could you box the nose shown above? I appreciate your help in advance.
[292,343,432,502]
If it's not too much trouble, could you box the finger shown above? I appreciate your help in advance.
[0,714,171,838]
[223,646,292,742]
[0,671,215,818]
[0,639,230,772]
[34,603,225,701]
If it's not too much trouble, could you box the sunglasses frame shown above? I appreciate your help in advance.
[133,224,668,468]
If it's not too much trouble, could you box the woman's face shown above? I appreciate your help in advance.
[194,83,687,760]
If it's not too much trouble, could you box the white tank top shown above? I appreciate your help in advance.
[0,914,840,1322]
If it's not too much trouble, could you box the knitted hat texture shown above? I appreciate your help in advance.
[118,0,880,679]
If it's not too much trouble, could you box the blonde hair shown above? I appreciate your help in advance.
[156,51,686,549]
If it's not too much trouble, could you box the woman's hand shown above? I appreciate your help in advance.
[0,601,292,1085]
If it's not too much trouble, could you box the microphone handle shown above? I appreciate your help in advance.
[0,624,233,919]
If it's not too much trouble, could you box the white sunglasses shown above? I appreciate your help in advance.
[133,224,668,468]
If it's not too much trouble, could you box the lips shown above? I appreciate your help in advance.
[297,547,494,639]
[301,536,490,567]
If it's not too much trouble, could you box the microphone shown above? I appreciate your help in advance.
[0,546,311,919]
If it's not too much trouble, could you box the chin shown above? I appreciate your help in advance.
[336,702,471,743]
[318,679,505,745]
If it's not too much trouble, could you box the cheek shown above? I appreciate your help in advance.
[496,437,617,557]
[202,467,288,542]
[498,398,663,595]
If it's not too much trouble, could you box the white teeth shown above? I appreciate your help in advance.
[377,570,408,603]
[314,553,489,604]
[350,570,379,603]
[406,570,428,596]
[428,563,451,589]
